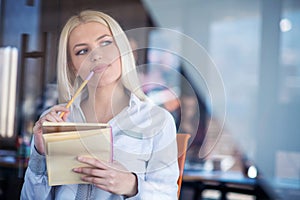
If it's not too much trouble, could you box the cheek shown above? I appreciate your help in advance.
[69,54,79,71]
[104,45,121,64]
[106,46,122,76]
[72,57,83,70]
[71,56,91,77]
[112,58,122,77]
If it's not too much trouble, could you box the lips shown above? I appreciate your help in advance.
[92,63,110,73]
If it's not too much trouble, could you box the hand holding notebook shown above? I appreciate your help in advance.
[42,121,113,186]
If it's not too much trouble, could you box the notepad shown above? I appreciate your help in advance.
[42,121,113,186]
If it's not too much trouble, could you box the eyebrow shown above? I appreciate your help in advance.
[96,34,111,41]
[72,34,112,50]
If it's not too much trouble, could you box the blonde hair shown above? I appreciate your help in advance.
[57,10,147,103]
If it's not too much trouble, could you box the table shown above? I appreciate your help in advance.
[182,169,270,200]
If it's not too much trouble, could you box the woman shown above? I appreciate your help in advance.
[21,10,179,199]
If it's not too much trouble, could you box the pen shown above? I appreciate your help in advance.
[59,71,95,118]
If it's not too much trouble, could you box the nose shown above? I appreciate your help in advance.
[90,53,102,62]
[89,48,102,62]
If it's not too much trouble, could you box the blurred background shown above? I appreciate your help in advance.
[0,0,299,199]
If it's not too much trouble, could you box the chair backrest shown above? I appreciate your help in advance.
[177,133,191,198]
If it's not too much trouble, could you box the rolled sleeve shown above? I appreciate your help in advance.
[28,146,47,175]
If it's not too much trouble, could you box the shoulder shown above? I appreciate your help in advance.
[131,94,175,125]
[114,94,176,137]
[131,94,176,133]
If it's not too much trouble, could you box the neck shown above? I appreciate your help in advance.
[82,81,130,123]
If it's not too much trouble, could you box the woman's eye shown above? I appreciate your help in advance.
[75,49,88,56]
[100,40,113,47]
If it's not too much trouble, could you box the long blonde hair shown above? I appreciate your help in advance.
[57,10,146,103]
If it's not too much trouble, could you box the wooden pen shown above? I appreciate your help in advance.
[59,71,95,118]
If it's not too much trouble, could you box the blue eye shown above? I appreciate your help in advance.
[75,49,88,56]
[100,40,113,47]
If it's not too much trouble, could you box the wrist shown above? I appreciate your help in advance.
[125,173,138,197]
[34,135,45,155]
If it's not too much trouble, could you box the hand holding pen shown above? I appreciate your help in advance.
[32,71,95,154]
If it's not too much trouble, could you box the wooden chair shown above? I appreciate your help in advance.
[177,133,191,198]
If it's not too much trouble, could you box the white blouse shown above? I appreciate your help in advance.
[21,94,179,200]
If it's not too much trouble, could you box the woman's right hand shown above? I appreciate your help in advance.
[32,105,70,155]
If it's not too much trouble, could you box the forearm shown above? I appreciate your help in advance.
[127,171,178,200]
[126,157,179,200]
[20,144,52,200]
[21,168,52,200]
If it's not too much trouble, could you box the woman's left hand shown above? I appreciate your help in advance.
[73,156,138,197]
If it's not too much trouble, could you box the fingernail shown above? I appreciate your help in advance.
[73,168,79,172]
[77,156,83,161]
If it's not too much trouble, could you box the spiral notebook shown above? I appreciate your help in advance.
[42,121,113,186]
